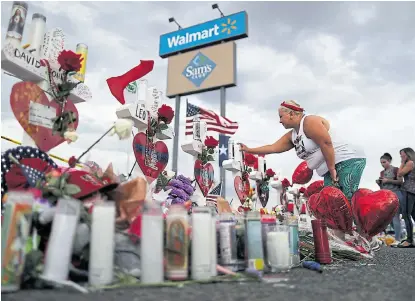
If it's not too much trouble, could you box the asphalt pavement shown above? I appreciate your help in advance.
[3,247,415,301]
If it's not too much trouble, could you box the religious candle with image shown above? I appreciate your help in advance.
[1,191,34,292]
[6,1,29,45]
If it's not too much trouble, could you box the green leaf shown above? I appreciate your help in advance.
[59,176,67,189]
[208,148,214,154]
[48,177,60,188]
[247,168,252,173]
[64,184,81,195]
[207,155,214,161]
[48,187,63,197]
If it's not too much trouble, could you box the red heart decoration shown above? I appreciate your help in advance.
[10,82,79,152]
[292,161,313,185]
[307,186,353,232]
[351,188,399,238]
[194,159,214,197]
[133,133,169,184]
[234,176,250,204]
[305,180,324,197]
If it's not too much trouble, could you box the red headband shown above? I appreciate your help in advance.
[280,101,304,112]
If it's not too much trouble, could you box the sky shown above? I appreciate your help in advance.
[1,1,415,201]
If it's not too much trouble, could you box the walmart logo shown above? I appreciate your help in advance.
[221,18,237,35]
[182,52,216,87]
[159,11,248,57]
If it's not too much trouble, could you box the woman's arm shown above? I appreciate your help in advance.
[303,116,336,173]
[398,161,414,177]
[244,131,295,155]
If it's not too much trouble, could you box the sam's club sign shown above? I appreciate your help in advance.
[159,11,248,58]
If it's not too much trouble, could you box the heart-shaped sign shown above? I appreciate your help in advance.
[234,176,250,204]
[10,82,79,152]
[305,180,324,197]
[307,186,353,233]
[351,188,399,238]
[256,180,270,208]
[292,161,313,185]
[133,133,169,184]
[194,159,214,197]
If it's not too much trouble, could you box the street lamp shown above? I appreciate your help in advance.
[168,17,182,30]
[212,3,225,17]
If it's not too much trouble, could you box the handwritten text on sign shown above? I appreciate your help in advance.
[28,101,56,129]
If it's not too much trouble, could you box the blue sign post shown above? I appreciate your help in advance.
[159,11,248,58]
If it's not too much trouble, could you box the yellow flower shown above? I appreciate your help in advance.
[110,118,133,140]
[64,130,79,144]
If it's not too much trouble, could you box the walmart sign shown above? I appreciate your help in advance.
[159,11,248,58]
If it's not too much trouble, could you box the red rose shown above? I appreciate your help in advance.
[68,156,77,168]
[281,178,291,188]
[244,153,257,167]
[57,50,83,72]
[259,208,266,215]
[204,136,219,148]
[158,104,175,124]
[265,169,275,177]
[299,187,306,194]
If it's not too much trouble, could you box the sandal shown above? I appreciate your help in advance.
[397,240,415,248]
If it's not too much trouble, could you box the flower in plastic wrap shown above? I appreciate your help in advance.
[63,130,79,144]
[158,104,175,124]
[109,118,134,140]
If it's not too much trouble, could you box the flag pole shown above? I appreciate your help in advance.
[172,95,182,173]
[220,87,226,199]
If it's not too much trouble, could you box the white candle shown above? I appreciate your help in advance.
[42,198,80,282]
[266,231,291,271]
[141,203,164,283]
[191,207,212,280]
[258,157,265,174]
[211,214,218,277]
[228,139,234,160]
[89,202,116,286]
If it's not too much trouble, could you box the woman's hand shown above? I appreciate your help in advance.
[329,168,339,186]
[238,143,249,152]
[381,178,390,184]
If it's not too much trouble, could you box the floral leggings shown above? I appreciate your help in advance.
[323,158,367,201]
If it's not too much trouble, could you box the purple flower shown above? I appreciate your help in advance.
[171,197,185,204]
[177,175,192,186]
[165,186,189,200]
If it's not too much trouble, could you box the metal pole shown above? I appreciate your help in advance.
[220,87,226,198]
[172,95,181,173]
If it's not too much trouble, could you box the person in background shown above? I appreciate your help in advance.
[376,153,403,246]
[397,147,415,248]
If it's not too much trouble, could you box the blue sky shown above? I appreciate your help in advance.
[1,1,414,201]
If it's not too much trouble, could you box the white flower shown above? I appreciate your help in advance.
[64,130,79,144]
[164,170,176,179]
[110,118,134,140]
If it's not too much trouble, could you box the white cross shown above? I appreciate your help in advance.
[115,79,175,181]
[1,12,92,154]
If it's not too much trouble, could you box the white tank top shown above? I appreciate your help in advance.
[291,115,365,176]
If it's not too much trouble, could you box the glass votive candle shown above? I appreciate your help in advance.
[266,225,291,272]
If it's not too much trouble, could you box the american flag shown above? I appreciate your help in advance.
[185,101,239,136]
[18,163,46,187]
[206,183,222,204]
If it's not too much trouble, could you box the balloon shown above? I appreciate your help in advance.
[351,189,399,238]
[305,180,324,197]
[307,186,353,232]
[292,161,313,185]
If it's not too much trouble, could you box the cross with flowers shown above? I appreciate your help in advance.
[2,15,92,154]
[181,119,218,206]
